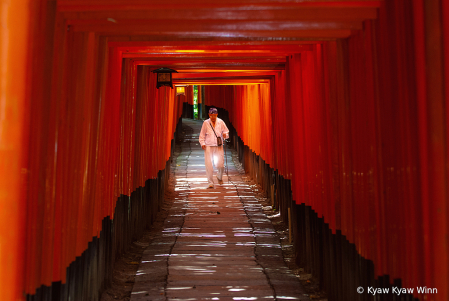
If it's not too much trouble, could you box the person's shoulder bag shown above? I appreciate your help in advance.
[209,121,222,146]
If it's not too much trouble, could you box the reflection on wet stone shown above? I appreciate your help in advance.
[131,119,308,301]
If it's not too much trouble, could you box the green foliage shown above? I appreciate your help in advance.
[193,85,199,119]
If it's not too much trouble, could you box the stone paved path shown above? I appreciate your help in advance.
[130,119,308,301]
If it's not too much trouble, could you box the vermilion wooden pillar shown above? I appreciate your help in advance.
[421,0,449,297]
[0,0,30,300]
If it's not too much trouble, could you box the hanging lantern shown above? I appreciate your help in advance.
[152,67,178,89]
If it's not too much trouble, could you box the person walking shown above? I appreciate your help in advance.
[199,108,230,188]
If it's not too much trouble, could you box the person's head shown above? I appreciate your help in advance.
[209,108,218,122]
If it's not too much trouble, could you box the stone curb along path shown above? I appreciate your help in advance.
[130,119,309,301]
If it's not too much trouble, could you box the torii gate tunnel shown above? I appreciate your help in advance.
[1,1,448,300]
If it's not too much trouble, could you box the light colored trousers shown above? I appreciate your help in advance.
[204,145,224,185]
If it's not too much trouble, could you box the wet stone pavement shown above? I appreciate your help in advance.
[130,119,309,301]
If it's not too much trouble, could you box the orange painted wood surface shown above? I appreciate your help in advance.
[0,0,30,300]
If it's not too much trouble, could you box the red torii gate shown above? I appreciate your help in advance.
[1,1,448,300]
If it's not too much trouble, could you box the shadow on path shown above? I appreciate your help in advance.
[101,119,311,301]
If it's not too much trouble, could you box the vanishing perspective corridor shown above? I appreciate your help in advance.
[130,119,306,300]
